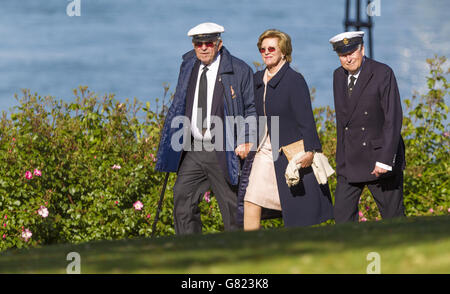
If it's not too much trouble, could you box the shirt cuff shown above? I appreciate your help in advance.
[376,161,392,171]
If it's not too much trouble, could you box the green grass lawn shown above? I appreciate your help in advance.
[0,215,449,274]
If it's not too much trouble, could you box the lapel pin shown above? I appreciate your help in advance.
[230,85,236,99]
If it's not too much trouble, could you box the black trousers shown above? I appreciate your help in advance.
[334,172,405,223]
[173,147,239,235]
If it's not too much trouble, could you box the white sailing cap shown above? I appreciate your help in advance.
[187,22,225,41]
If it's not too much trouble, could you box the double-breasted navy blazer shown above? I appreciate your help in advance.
[333,57,405,183]
[237,62,333,227]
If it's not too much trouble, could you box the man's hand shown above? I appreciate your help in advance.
[295,152,314,168]
[371,165,388,177]
[235,143,253,159]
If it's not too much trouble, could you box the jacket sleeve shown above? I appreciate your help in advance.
[155,59,188,172]
[289,73,322,152]
[333,70,345,172]
[239,65,257,145]
[377,67,403,166]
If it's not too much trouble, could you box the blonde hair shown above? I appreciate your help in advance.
[257,29,293,63]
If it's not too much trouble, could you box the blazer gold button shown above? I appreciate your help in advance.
[362,127,365,131]
[345,127,348,130]
[364,111,368,115]
[363,142,366,146]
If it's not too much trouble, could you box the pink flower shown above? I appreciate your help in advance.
[12,137,16,141]
[4,215,6,220]
[203,191,211,203]
[429,208,434,213]
[3,223,6,227]
[375,217,380,221]
[33,169,42,176]
[25,171,33,180]
[112,164,121,170]
[114,201,119,205]
[444,132,450,137]
[133,201,143,211]
[448,208,450,213]
[360,217,367,222]
[2,234,5,239]
[365,206,370,211]
[358,211,364,217]
[37,206,49,218]
[21,229,32,242]
[146,214,151,219]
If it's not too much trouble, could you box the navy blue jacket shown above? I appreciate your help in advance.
[256,63,322,156]
[155,47,256,185]
[333,57,405,183]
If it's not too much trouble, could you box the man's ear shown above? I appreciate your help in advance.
[217,40,223,50]
[361,44,365,56]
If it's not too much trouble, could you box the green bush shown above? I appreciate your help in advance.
[401,56,450,216]
[0,56,448,252]
[0,87,174,251]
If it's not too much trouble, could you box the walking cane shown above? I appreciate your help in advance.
[151,172,170,238]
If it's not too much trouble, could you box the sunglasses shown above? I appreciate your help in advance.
[259,46,276,53]
[194,41,216,48]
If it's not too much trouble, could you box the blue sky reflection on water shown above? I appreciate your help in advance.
[0,0,448,114]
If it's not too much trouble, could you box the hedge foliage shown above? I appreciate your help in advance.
[0,56,448,251]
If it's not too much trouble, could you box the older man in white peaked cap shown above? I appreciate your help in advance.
[329,31,406,223]
[155,22,256,234]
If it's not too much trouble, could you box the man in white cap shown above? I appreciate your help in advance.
[156,22,256,234]
[329,31,405,223]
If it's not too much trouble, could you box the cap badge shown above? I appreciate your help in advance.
[343,38,349,45]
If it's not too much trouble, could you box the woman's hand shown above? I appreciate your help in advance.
[295,151,314,168]
[235,143,254,159]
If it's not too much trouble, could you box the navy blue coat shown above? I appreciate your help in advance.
[155,47,256,186]
[333,57,405,183]
[237,63,334,227]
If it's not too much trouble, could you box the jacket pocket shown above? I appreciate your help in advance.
[371,138,383,150]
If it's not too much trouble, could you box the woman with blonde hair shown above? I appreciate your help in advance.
[237,29,333,230]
